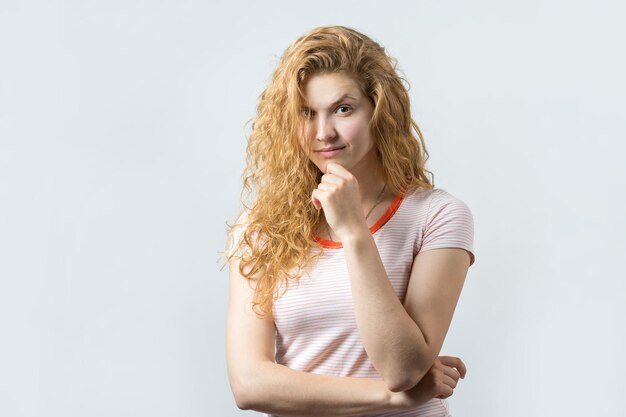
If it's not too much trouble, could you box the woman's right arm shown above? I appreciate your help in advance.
[226,257,462,416]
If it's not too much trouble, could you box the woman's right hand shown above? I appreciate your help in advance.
[389,356,467,409]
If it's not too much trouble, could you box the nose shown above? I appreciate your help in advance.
[315,116,337,142]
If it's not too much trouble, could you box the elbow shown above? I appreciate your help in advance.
[234,396,251,411]
[386,376,420,393]
[233,393,252,411]
[229,372,261,410]
[385,366,429,393]
[230,379,252,410]
[386,345,439,392]
[228,360,275,410]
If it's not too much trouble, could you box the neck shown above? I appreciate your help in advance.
[349,148,387,207]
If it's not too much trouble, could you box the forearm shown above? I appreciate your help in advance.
[237,361,409,416]
[342,229,432,390]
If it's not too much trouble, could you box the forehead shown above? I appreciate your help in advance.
[302,73,363,106]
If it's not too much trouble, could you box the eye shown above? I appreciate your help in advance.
[336,105,352,114]
[302,108,313,117]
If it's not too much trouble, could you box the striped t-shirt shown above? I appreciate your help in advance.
[266,187,475,417]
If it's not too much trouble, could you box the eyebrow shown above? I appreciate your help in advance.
[304,93,358,110]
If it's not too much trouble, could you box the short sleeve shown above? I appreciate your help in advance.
[225,210,251,260]
[419,189,475,267]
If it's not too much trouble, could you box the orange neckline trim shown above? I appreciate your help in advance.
[312,194,405,249]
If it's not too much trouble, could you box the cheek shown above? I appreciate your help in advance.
[342,119,371,146]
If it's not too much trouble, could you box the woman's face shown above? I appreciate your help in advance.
[299,72,376,174]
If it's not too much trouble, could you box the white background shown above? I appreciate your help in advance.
[1,1,625,416]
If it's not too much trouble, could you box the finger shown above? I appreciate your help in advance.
[435,385,454,399]
[311,189,326,210]
[325,162,352,179]
[441,372,458,389]
[320,173,344,185]
[312,197,321,210]
[316,182,336,192]
[442,365,461,382]
[438,356,467,379]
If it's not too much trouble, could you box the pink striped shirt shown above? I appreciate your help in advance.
[267,187,475,417]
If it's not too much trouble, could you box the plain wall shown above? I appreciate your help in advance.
[1,0,625,416]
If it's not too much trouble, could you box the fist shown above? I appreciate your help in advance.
[390,356,467,409]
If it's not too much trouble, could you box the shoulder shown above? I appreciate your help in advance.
[225,209,253,260]
[398,187,474,234]
[399,187,465,213]
[229,209,252,241]
[426,188,471,208]
[419,188,475,266]
[399,187,473,217]
[399,186,434,208]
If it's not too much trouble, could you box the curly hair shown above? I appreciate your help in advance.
[223,25,434,318]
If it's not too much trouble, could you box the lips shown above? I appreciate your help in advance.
[316,146,345,152]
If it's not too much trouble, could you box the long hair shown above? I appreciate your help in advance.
[224,25,434,318]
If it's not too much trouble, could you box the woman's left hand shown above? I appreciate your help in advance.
[311,162,369,241]
[389,356,467,409]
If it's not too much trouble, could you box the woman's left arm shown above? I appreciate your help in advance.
[342,231,471,393]
[312,163,471,393]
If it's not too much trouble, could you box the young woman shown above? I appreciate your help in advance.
[224,26,475,416]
